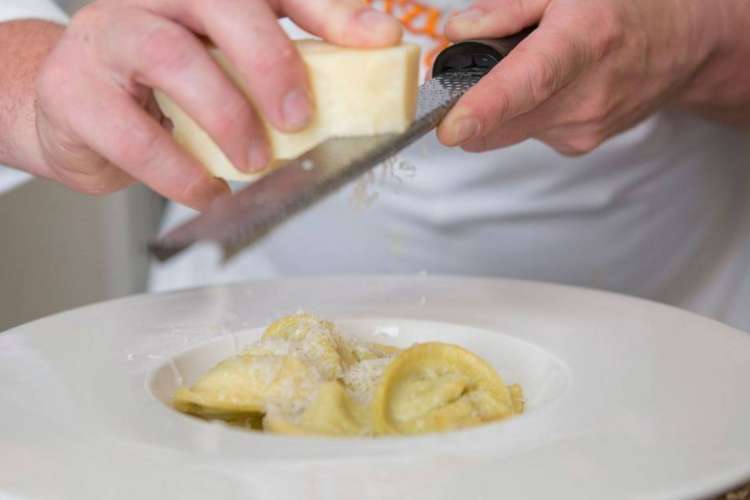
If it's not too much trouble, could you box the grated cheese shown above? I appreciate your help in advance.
[343,357,395,405]
[173,314,524,437]
[349,154,417,208]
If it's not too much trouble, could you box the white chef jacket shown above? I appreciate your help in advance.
[151,1,750,333]
[0,0,67,194]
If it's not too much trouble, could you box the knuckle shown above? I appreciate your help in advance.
[67,2,111,50]
[209,111,238,143]
[587,7,625,60]
[251,50,276,76]
[561,133,604,156]
[140,26,193,74]
[548,142,579,157]
[251,43,299,78]
[276,44,298,66]
[69,2,105,30]
[496,91,512,121]
[117,125,164,167]
[178,171,211,205]
[210,96,252,142]
[485,90,512,128]
[528,51,563,105]
[574,93,613,124]
[590,104,613,125]
[327,12,351,41]
[75,181,118,196]
[57,165,120,196]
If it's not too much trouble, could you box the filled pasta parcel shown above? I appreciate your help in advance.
[173,314,524,437]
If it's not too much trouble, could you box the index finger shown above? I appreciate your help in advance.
[438,24,588,147]
[68,77,229,210]
[137,0,402,132]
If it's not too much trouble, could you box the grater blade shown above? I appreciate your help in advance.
[149,70,485,262]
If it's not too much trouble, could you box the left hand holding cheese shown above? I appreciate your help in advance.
[29,0,402,210]
[438,0,750,156]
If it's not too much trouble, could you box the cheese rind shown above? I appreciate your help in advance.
[155,40,421,181]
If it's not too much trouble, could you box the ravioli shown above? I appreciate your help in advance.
[172,314,524,437]
[173,354,320,419]
[261,313,355,379]
[372,343,523,435]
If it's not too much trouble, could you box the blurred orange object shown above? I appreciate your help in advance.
[365,0,451,68]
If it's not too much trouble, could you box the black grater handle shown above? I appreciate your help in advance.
[432,26,535,78]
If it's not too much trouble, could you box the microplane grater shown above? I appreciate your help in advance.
[149,31,532,262]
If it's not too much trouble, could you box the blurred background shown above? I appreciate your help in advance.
[0,0,164,331]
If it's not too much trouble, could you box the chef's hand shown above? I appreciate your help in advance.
[437,0,744,155]
[31,0,401,210]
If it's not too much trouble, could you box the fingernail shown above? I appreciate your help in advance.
[357,8,396,28]
[212,177,231,196]
[198,178,231,211]
[248,140,270,172]
[282,88,312,131]
[161,115,174,133]
[449,7,484,25]
[449,116,480,145]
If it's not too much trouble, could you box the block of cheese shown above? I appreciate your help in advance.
[155,40,421,181]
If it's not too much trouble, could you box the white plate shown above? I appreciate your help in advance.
[1,276,749,500]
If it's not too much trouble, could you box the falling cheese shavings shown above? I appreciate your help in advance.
[349,154,418,208]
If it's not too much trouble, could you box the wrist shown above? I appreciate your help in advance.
[0,20,65,178]
[675,1,750,123]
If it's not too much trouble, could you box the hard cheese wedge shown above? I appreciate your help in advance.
[155,40,421,181]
